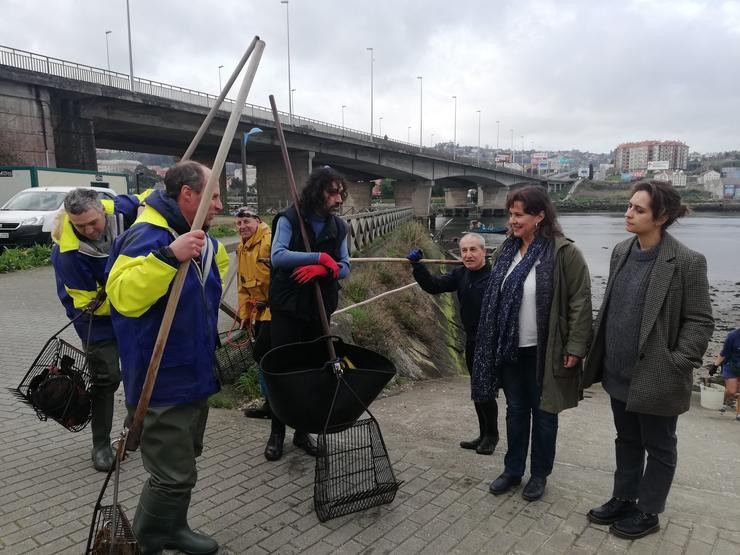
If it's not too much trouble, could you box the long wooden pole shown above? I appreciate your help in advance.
[268,95,337,361]
[257,256,462,264]
[125,39,266,451]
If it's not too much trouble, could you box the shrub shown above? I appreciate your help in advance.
[0,245,52,273]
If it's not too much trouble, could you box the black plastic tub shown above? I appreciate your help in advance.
[261,336,395,434]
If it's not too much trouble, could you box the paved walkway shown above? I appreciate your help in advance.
[1,265,739,554]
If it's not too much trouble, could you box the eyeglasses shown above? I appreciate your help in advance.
[235,207,259,219]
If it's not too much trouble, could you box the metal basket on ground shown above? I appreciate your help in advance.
[215,329,255,385]
[10,334,93,432]
[85,441,140,555]
[314,416,402,522]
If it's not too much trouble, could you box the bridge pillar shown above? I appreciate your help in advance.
[0,81,57,166]
[392,179,432,217]
[444,187,468,208]
[478,184,509,210]
[51,97,97,170]
[344,181,373,212]
[255,151,314,213]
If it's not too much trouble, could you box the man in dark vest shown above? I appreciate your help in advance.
[264,166,351,461]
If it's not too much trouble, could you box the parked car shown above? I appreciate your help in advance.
[0,186,118,248]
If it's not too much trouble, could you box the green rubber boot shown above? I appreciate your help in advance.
[90,391,115,471]
[165,492,219,555]
[132,483,178,555]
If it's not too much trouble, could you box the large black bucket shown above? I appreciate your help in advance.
[261,336,395,434]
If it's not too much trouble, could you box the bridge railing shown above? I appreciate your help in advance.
[344,207,413,254]
[0,43,536,178]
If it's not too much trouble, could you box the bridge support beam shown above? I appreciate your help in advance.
[0,81,57,167]
[344,181,373,212]
[255,151,314,213]
[478,184,509,210]
[444,187,468,208]
[51,97,97,170]
[392,179,432,217]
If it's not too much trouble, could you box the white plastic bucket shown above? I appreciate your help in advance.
[700,384,725,410]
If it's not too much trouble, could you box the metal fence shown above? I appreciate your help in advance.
[344,207,414,253]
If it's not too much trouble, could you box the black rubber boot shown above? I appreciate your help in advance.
[460,402,486,449]
[166,492,218,555]
[132,483,178,555]
[476,400,499,455]
[265,415,286,461]
[90,391,115,472]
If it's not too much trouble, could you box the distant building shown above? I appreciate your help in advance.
[697,170,720,184]
[654,170,687,188]
[614,140,689,172]
[721,167,740,179]
[97,159,142,173]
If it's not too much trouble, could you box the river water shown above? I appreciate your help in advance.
[440,213,740,282]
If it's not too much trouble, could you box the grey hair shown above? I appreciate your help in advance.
[462,232,486,249]
[63,188,104,216]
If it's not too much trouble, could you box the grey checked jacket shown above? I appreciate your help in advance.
[583,232,714,416]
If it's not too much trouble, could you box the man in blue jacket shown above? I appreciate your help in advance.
[106,161,228,555]
[51,187,145,471]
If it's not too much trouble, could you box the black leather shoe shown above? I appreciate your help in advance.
[293,432,318,456]
[244,400,271,419]
[460,436,482,450]
[587,497,637,525]
[475,436,498,455]
[610,510,660,539]
[521,475,547,501]
[489,473,522,495]
[264,432,284,461]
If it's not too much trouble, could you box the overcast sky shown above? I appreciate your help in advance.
[3,0,739,154]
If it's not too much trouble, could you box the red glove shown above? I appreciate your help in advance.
[292,264,328,284]
[318,252,340,278]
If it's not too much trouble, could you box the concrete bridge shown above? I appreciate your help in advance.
[0,44,553,216]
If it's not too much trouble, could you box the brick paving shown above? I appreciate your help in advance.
[1,265,739,554]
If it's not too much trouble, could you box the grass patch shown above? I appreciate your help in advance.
[208,390,236,409]
[234,367,262,398]
[209,224,238,238]
[0,245,52,273]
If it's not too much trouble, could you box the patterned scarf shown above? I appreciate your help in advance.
[472,235,550,402]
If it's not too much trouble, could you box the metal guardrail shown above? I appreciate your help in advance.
[0,43,536,177]
[344,207,413,253]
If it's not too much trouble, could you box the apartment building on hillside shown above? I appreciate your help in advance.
[614,140,689,172]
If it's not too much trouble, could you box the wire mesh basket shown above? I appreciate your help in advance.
[314,416,402,522]
[11,336,93,432]
[215,329,256,385]
[86,441,140,555]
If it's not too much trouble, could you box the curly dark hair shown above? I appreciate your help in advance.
[299,166,348,215]
[506,184,563,240]
[631,180,689,230]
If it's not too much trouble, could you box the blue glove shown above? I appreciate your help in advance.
[406,248,424,264]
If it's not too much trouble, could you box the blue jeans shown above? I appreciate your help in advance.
[500,346,558,478]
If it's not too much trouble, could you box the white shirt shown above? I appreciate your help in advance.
[503,250,539,347]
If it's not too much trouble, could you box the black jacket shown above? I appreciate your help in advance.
[412,262,491,339]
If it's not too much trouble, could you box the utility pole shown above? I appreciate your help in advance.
[367,47,374,137]
[452,95,457,160]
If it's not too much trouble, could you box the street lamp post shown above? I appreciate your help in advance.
[105,31,112,72]
[452,95,457,160]
[417,76,423,149]
[125,0,134,91]
[430,132,435,147]
[521,135,525,170]
[280,0,292,124]
[379,116,383,136]
[510,129,514,166]
[477,110,482,167]
[367,47,374,137]
[407,126,411,142]
[496,119,501,155]
[341,104,347,128]
[218,64,223,93]
[241,127,263,205]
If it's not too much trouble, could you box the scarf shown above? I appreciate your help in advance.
[471,235,551,402]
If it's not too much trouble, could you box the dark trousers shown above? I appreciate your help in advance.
[610,397,678,514]
[252,321,271,397]
[128,398,209,498]
[269,310,323,436]
[500,346,558,478]
[465,340,499,439]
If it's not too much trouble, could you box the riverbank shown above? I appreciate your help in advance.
[555,200,740,212]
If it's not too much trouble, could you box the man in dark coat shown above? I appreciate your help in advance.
[407,232,499,454]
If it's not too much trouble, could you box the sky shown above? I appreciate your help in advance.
[2,0,739,154]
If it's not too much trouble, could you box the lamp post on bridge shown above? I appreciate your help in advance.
[417,76,423,150]
[280,0,293,125]
[218,64,223,93]
[477,110,481,167]
[290,88,296,114]
[379,116,383,136]
[341,104,347,128]
[495,120,501,165]
[510,128,514,166]
[407,126,411,143]
[125,0,134,91]
[105,31,112,72]
[241,127,263,206]
[452,95,457,160]
[367,47,374,138]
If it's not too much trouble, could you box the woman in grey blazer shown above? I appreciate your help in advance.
[583,180,714,540]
